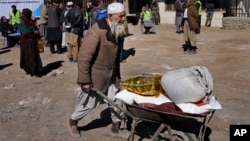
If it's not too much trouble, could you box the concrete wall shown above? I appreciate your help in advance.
[158,2,224,28]
[222,17,250,29]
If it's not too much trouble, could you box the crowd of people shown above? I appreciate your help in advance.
[0,0,216,138]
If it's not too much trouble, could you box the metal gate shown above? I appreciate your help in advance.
[230,0,250,17]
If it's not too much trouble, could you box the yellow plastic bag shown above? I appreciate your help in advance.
[121,73,165,96]
[37,39,44,53]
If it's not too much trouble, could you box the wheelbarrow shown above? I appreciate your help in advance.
[91,88,215,141]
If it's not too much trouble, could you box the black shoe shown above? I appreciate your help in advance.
[62,47,68,52]
[57,51,62,54]
[189,46,197,54]
[69,58,73,62]
[45,43,50,47]
[182,42,191,53]
[51,51,56,54]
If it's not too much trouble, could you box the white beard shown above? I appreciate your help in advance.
[110,20,125,40]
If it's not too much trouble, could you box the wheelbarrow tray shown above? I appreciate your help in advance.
[91,88,215,141]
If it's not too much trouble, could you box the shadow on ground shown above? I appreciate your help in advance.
[79,107,112,131]
[0,63,13,70]
[42,60,64,76]
[0,49,11,54]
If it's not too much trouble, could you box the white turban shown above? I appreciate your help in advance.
[66,1,74,6]
[107,2,125,14]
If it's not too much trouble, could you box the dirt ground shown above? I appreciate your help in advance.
[0,23,250,141]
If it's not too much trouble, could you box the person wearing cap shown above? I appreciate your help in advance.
[65,1,84,62]
[68,2,126,138]
[59,1,74,52]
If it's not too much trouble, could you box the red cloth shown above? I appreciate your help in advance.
[136,102,185,115]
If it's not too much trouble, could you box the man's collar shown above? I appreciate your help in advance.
[97,18,110,29]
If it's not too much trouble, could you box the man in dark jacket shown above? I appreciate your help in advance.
[65,1,84,62]
[46,0,62,54]
[0,16,18,47]
[68,2,126,138]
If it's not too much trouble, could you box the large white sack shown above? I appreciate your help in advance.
[160,66,213,104]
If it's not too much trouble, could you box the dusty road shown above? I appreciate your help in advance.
[0,23,250,141]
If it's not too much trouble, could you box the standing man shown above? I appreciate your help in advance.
[9,5,22,28]
[65,1,84,62]
[151,0,160,25]
[46,0,62,54]
[60,1,74,52]
[175,0,184,34]
[37,0,51,47]
[182,0,199,54]
[205,0,214,27]
[68,2,126,138]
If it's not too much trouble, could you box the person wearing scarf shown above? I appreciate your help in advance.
[18,8,43,77]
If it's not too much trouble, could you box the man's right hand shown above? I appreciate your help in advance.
[81,84,92,93]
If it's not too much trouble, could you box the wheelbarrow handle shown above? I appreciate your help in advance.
[90,87,135,118]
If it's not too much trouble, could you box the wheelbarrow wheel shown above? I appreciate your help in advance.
[171,130,197,141]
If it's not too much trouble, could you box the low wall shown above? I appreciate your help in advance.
[222,17,250,30]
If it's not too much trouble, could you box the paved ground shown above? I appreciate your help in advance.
[0,23,250,141]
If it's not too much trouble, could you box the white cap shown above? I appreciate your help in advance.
[66,1,74,6]
[107,2,125,14]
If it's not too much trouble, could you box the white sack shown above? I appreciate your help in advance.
[160,66,213,104]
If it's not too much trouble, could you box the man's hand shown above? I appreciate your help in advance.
[115,79,121,89]
[81,84,92,93]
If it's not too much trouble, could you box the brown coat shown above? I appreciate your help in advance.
[77,19,121,93]
[37,5,48,25]
[184,1,199,31]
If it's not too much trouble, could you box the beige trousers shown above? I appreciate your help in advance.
[71,84,124,122]
[183,20,196,46]
[66,32,81,60]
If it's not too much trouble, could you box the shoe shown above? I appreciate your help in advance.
[72,60,77,63]
[111,122,120,133]
[189,46,197,54]
[45,43,50,47]
[69,58,73,62]
[68,119,80,138]
[62,47,68,52]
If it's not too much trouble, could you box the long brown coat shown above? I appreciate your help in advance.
[184,1,199,31]
[77,18,121,93]
[37,5,48,26]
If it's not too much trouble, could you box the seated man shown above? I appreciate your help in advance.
[0,16,19,47]
[140,6,155,34]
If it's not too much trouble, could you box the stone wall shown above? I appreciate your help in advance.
[222,17,250,30]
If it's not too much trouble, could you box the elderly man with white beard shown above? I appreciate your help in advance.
[68,2,126,138]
